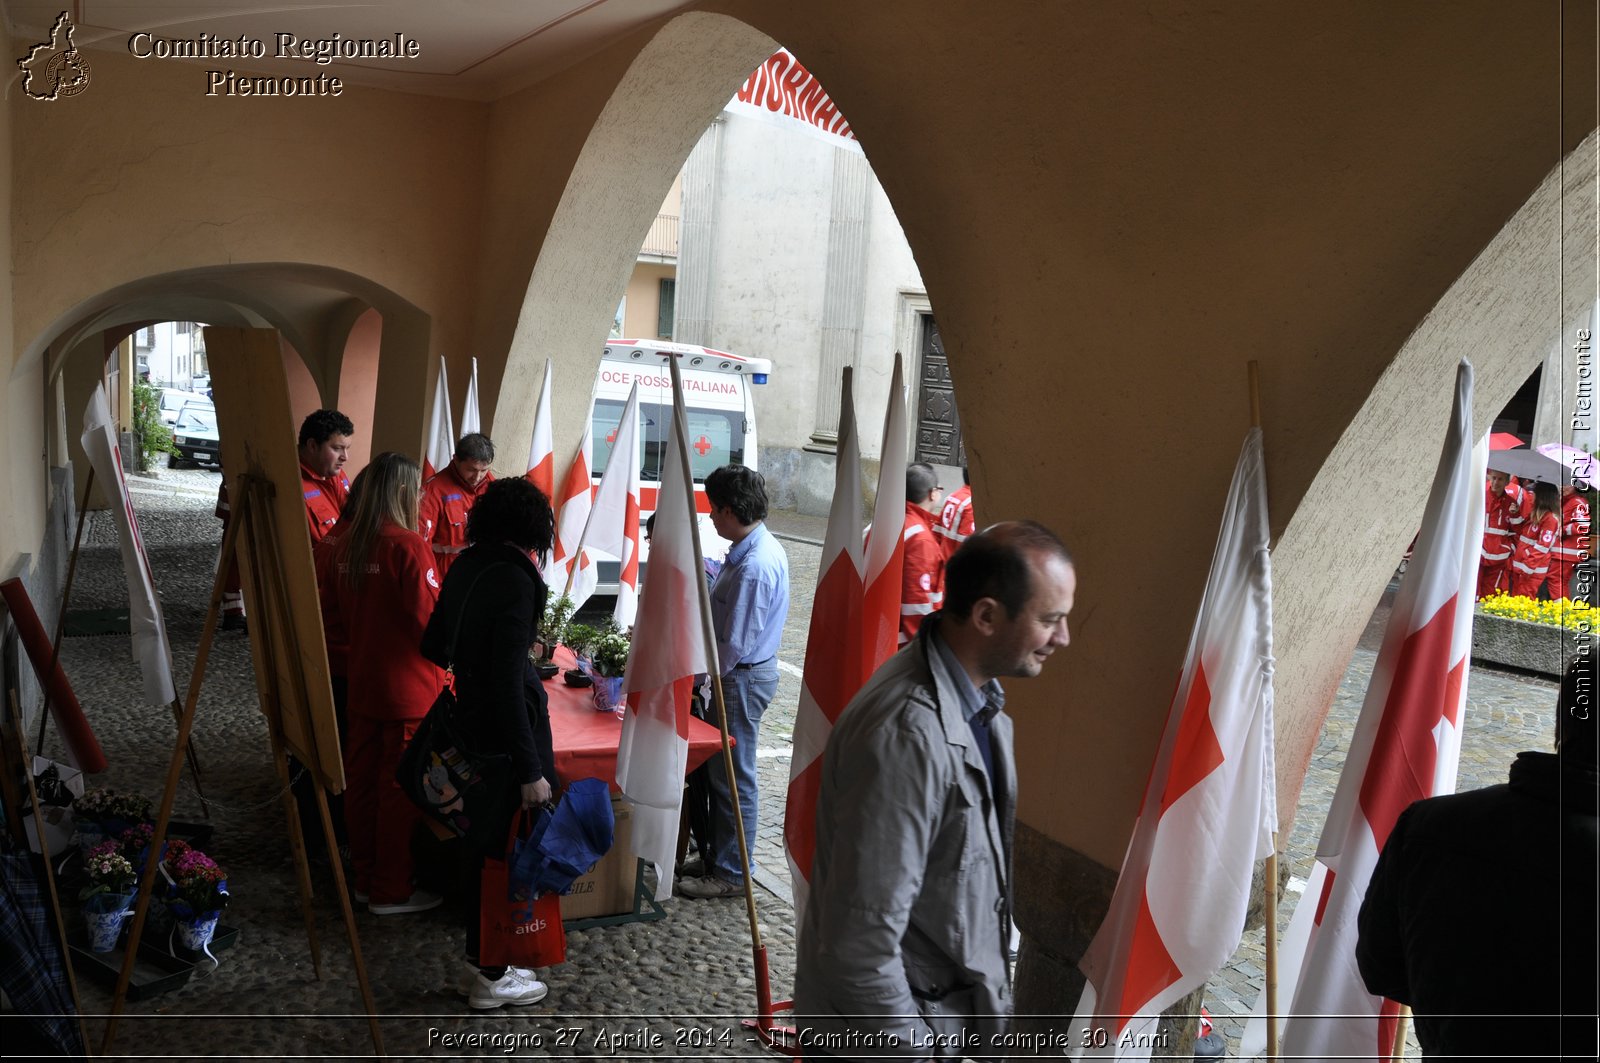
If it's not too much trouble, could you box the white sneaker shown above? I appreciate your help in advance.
[457,963,537,997]
[368,889,443,916]
[468,969,549,1010]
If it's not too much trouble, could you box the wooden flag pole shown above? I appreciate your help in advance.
[1391,1007,1412,1059]
[664,357,788,1049]
[1248,359,1283,1062]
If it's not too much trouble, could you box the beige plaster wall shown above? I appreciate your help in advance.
[10,49,489,451]
[694,0,1596,867]
[624,262,676,340]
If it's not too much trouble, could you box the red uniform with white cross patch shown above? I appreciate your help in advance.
[419,464,494,577]
[934,484,975,561]
[899,503,945,646]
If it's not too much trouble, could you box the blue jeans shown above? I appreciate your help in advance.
[707,661,779,885]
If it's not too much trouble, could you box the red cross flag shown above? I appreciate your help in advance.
[424,355,454,480]
[576,383,641,629]
[1252,359,1484,1060]
[1072,426,1276,1059]
[82,383,177,706]
[862,353,909,667]
[524,359,555,501]
[784,369,868,918]
[551,425,598,611]
[617,358,713,900]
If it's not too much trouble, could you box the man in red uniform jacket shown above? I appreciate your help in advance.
[935,465,975,561]
[420,432,495,577]
[900,462,946,646]
[1547,480,1592,601]
[1478,470,1528,598]
[298,409,354,544]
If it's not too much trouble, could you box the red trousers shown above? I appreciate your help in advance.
[343,714,423,904]
[1545,557,1581,601]
[1476,560,1509,599]
[1510,567,1550,600]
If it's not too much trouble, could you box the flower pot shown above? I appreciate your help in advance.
[81,894,134,952]
[175,912,221,953]
[591,675,626,716]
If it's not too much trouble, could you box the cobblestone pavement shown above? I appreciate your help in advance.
[37,467,1557,1059]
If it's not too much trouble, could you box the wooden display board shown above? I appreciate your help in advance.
[203,327,343,793]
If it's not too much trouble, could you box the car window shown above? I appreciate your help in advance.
[175,406,217,433]
[591,399,742,483]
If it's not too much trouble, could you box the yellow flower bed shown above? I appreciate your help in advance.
[1477,590,1595,634]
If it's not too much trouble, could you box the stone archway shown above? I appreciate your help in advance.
[489,12,778,470]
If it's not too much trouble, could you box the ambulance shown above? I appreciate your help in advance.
[587,339,772,595]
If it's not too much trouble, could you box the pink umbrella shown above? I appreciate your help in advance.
[1537,443,1596,485]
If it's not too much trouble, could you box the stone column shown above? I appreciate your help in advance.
[808,147,873,450]
[674,119,724,346]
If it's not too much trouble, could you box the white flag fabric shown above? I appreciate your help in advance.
[81,384,177,705]
[461,356,482,436]
[575,383,641,629]
[425,356,454,480]
[784,369,869,920]
[618,361,711,901]
[524,359,555,500]
[551,426,598,611]
[1250,359,1483,1060]
[1072,427,1276,1060]
[861,353,909,666]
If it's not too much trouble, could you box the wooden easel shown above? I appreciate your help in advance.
[99,326,385,1057]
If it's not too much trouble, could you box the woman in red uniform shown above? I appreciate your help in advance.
[1508,481,1562,600]
[325,451,445,914]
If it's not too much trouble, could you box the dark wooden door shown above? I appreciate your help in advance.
[914,315,965,466]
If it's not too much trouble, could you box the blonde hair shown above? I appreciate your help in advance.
[340,451,420,591]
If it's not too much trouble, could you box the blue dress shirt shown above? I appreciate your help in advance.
[709,522,790,675]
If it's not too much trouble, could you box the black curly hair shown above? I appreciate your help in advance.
[298,409,354,448]
[466,477,554,555]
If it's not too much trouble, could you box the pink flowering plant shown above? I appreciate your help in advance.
[80,840,136,905]
[164,847,229,919]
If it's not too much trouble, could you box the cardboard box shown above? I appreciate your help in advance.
[558,795,634,920]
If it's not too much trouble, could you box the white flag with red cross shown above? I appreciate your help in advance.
[617,360,712,901]
[551,425,598,610]
[784,368,869,920]
[575,383,641,629]
[461,356,482,436]
[524,359,555,501]
[1249,359,1484,1060]
[1071,426,1276,1060]
[861,353,909,667]
[82,383,178,705]
[424,355,454,479]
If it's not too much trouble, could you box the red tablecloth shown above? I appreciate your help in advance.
[545,647,723,789]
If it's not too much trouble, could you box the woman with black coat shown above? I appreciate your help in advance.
[420,476,557,1010]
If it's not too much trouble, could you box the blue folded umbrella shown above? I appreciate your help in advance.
[508,778,615,900]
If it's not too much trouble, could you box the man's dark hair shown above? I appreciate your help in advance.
[1557,647,1596,768]
[944,520,1073,620]
[456,432,495,463]
[298,409,354,448]
[961,465,970,487]
[466,477,554,555]
[907,463,938,503]
[704,464,768,525]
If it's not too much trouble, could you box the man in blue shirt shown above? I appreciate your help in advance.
[680,464,791,899]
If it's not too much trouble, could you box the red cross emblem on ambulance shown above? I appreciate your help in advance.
[693,436,712,456]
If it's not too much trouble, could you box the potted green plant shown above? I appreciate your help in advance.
[587,621,632,714]
[80,841,137,951]
[532,594,575,679]
[562,623,599,687]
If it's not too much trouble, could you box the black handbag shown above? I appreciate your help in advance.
[396,563,516,850]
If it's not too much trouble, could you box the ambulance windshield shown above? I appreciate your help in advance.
[591,400,742,482]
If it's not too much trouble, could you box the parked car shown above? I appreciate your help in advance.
[169,401,220,468]
[158,388,209,426]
